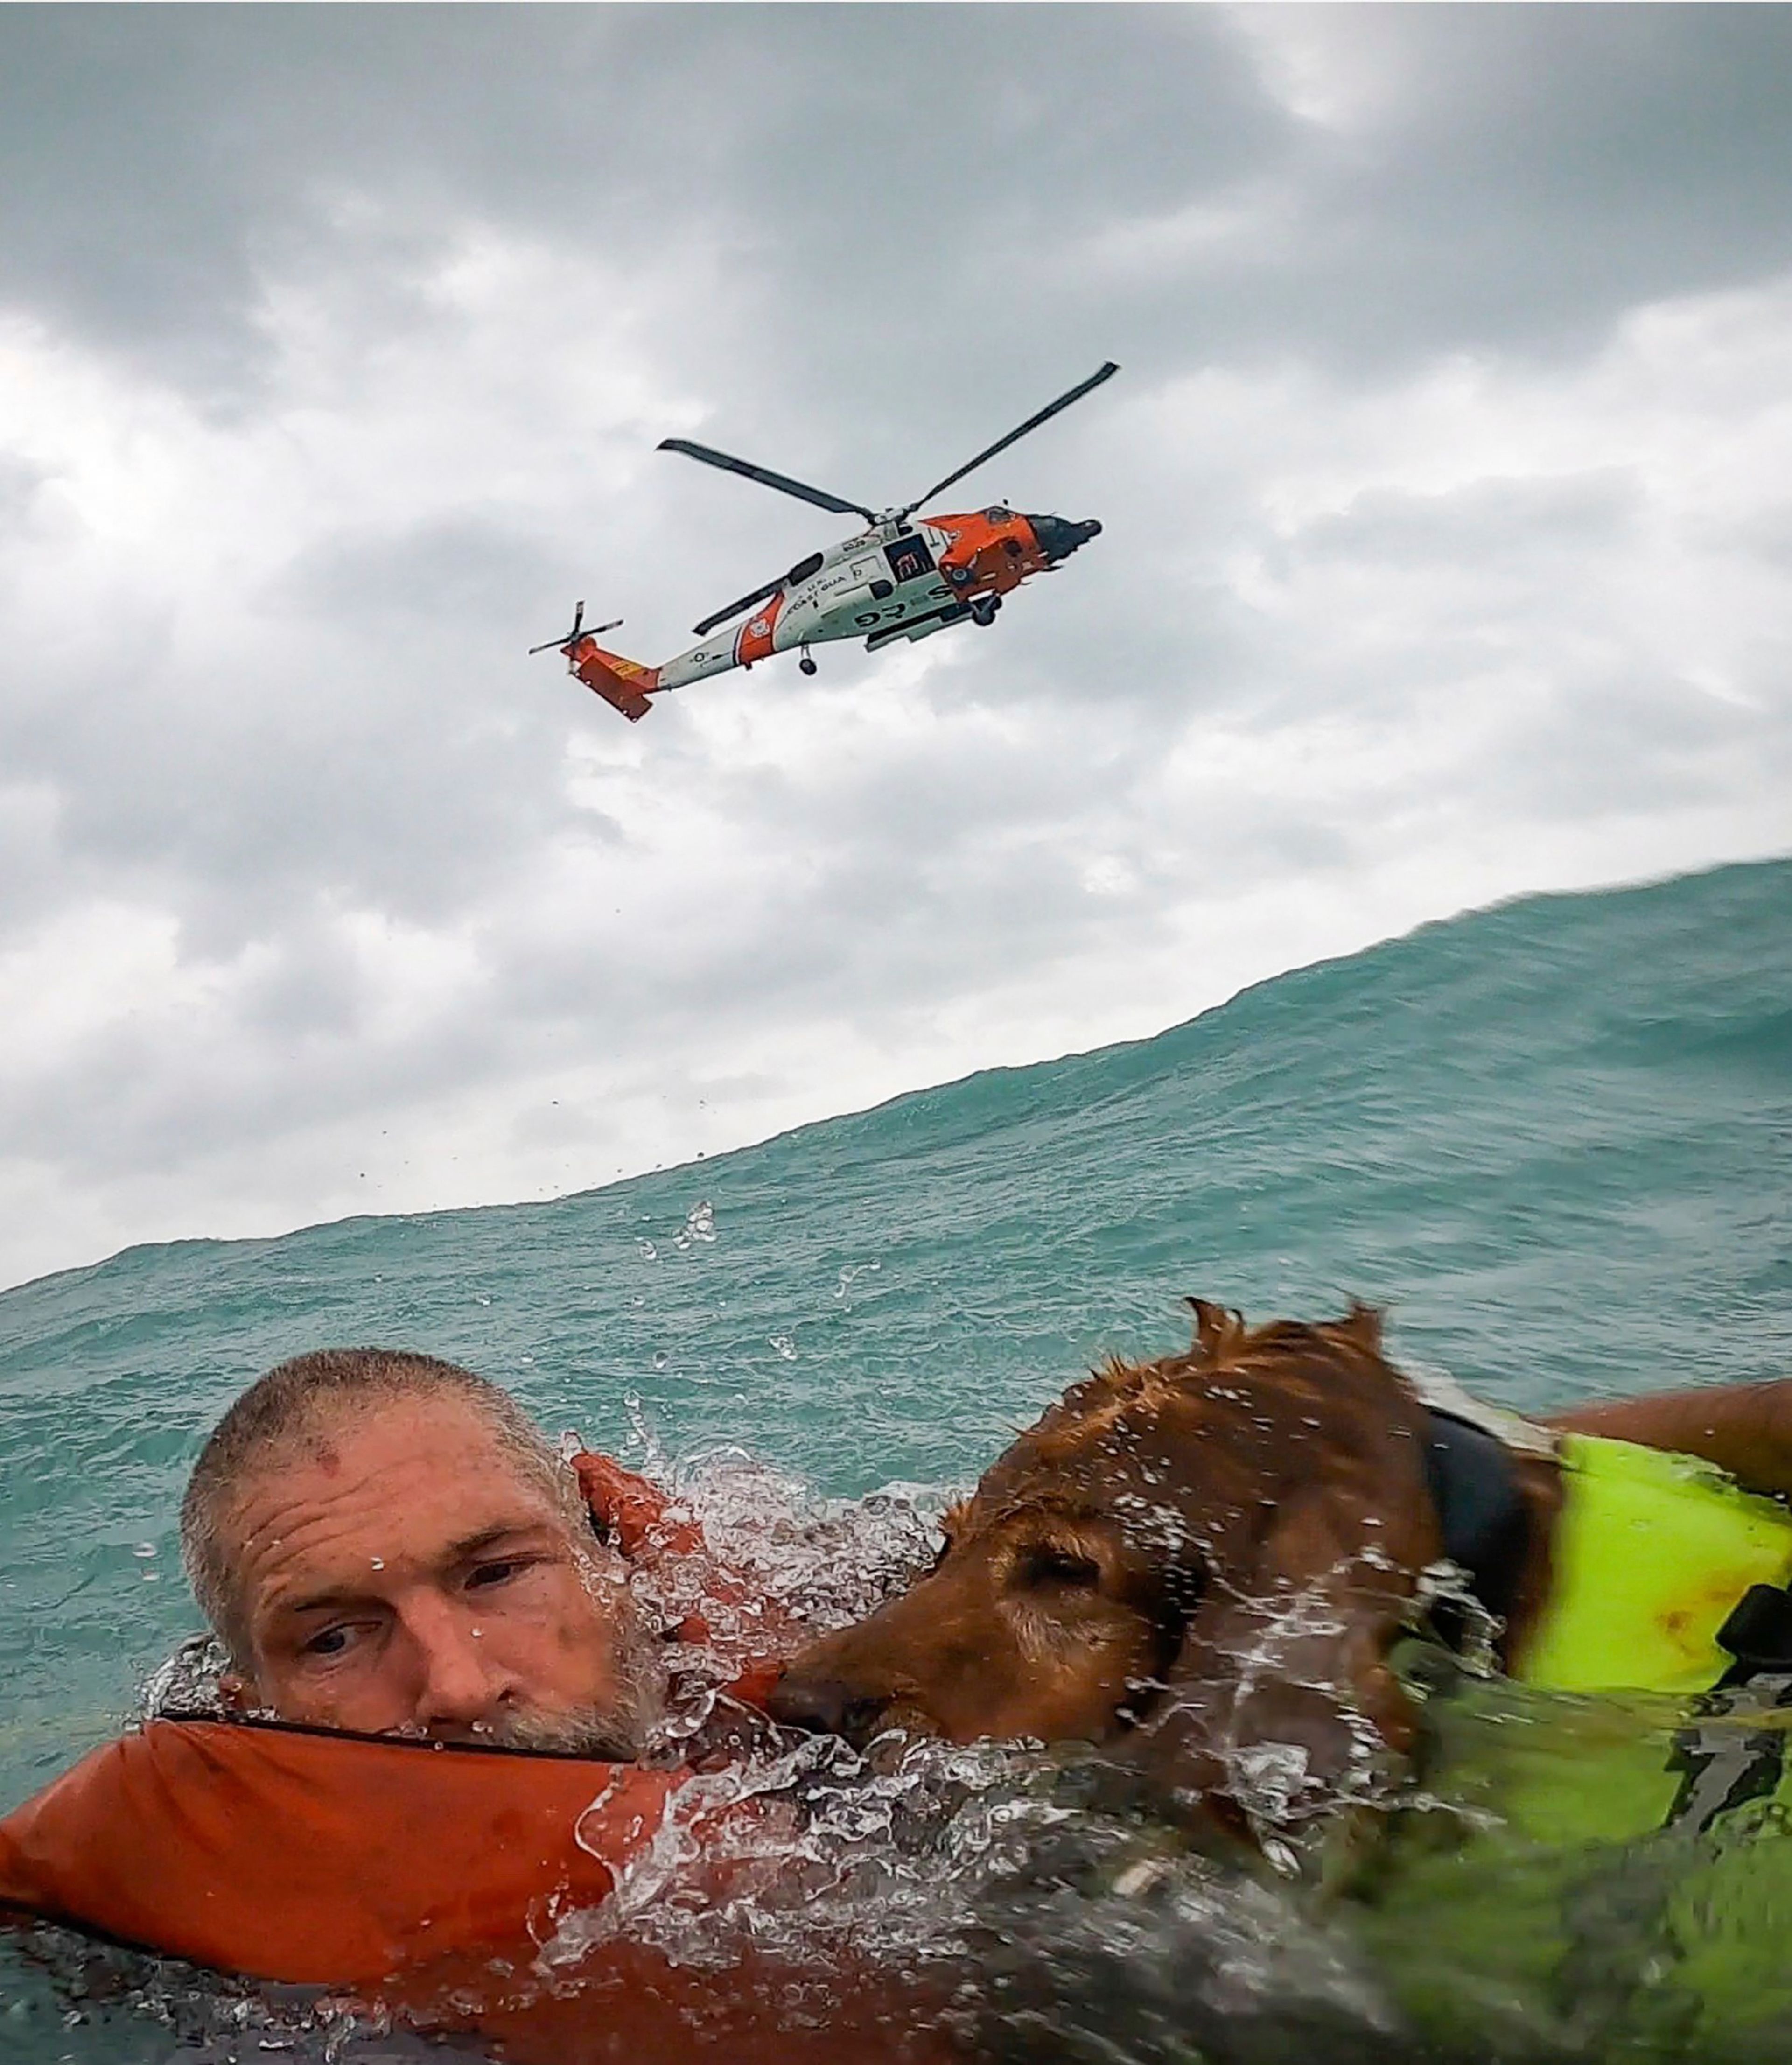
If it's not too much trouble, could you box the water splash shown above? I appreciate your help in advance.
[140,1631,233,1721]
[540,1728,1064,1981]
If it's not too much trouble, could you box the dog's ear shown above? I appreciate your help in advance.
[1131,1365,1437,1822]
[1331,1300,1386,1354]
[1184,1298,1243,1360]
[1140,1490,1429,1820]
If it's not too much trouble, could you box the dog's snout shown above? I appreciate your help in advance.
[767,1672,890,1742]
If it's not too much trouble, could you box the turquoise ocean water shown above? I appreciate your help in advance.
[1,853,1788,2058]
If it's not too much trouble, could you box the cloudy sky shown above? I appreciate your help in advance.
[2,5,1790,1291]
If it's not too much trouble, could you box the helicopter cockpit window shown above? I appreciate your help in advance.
[784,552,824,586]
[883,534,936,585]
[983,506,1014,523]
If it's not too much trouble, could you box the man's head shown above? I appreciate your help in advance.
[180,1348,659,1755]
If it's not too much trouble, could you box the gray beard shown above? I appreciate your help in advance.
[474,1609,667,1759]
[479,1698,649,1759]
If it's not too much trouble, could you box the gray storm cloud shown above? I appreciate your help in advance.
[0,4,1789,1288]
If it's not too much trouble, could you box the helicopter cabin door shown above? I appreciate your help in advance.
[882,531,937,590]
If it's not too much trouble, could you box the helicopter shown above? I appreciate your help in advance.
[531,361,1117,721]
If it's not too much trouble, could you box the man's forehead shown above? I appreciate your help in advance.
[228,1393,559,1540]
[286,1390,515,1463]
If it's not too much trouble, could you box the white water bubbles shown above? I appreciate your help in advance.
[1411,1556,1504,1677]
[834,1260,881,1306]
[650,1446,950,1641]
[533,1454,1037,2000]
[139,1632,233,1720]
[540,1728,1062,1983]
[598,1447,951,1761]
[620,1389,668,1476]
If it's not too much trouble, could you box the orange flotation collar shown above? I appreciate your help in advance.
[0,1716,682,1985]
[0,1455,794,1989]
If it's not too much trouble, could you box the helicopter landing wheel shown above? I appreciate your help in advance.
[799,651,818,676]
[970,596,1000,627]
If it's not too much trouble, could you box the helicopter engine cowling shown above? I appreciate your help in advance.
[1026,513,1102,563]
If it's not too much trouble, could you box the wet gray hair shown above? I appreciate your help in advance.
[179,1347,582,1660]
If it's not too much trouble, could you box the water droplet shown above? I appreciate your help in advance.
[370,1557,385,1570]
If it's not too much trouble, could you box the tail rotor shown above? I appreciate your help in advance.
[529,601,623,656]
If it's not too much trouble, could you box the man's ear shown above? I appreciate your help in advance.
[217,1669,253,1712]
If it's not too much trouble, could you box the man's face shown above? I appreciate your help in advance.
[221,1395,648,1747]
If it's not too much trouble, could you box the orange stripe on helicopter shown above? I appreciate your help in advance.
[733,590,785,667]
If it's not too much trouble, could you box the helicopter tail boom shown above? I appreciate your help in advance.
[569,637,660,723]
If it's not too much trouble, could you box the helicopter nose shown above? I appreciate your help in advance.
[1027,513,1103,563]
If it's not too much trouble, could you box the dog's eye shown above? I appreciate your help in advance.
[1020,1545,1103,1589]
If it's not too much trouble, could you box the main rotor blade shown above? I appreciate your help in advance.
[691,576,784,640]
[659,438,877,522]
[901,361,1119,516]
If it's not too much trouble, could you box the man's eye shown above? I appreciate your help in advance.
[302,1625,354,1658]
[1020,1545,1103,1589]
[467,1558,533,1590]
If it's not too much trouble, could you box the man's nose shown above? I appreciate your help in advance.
[402,1597,514,1732]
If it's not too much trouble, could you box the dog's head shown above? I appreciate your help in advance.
[770,1302,1442,1807]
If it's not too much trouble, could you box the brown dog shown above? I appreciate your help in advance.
[770,1301,1792,1821]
